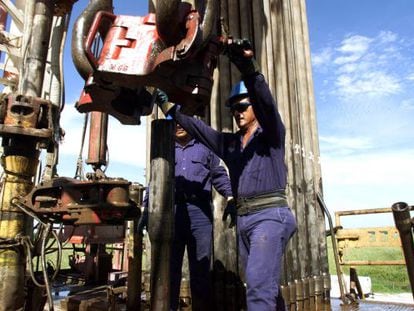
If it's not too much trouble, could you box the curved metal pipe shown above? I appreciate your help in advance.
[156,0,217,48]
[199,0,217,43]
[317,193,354,305]
[71,0,113,80]
[155,0,182,47]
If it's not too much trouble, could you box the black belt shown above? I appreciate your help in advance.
[175,193,208,204]
[236,190,288,216]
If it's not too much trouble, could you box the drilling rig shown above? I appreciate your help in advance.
[0,0,230,310]
[0,0,350,310]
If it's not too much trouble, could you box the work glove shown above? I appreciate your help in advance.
[226,38,260,77]
[222,197,237,228]
[155,89,175,117]
[137,206,149,234]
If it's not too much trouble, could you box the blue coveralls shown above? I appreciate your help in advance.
[170,73,298,310]
[145,139,232,311]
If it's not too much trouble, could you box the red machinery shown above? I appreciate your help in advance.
[76,8,220,125]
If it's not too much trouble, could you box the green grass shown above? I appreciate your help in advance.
[327,239,411,293]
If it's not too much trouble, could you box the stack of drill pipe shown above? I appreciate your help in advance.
[209,0,328,309]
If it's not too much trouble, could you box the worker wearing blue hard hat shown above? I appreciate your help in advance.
[156,38,297,311]
[226,80,249,106]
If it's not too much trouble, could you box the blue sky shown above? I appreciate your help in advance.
[57,1,414,227]
[306,1,414,226]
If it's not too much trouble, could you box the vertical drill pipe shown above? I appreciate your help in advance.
[0,147,39,310]
[392,202,414,299]
[308,276,315,310]
[127,221,143,311]
[148,120,175,311]
[349,267,364,299]
[0,6,8,61]
[210,2,238,306]
[41,14,71,181]
[20,0,54,97]
[284,0,324,294]
[86,112,108,168]
[273,0,302,290]
[127,183,144,311]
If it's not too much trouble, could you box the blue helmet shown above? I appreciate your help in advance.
[226,81,249,107]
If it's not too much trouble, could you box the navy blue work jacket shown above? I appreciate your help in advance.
[171,73,287,199]
[175,138,232,202]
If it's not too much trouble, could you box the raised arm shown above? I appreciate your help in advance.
[226,39,285,146]
[170,107,227,158]
[244,73,285,146]
[155,90,229,158]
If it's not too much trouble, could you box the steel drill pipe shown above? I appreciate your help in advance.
[86,112,108,168]
[127,183,145,311]
[392,202,414,299]
[148,120,175,311]
[20,0,54,97]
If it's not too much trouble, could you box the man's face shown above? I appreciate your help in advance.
[175,124,188,140]
[231,97,257,130]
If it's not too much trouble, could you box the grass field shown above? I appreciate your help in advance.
[327,240,411,293]
[47,236,411,294]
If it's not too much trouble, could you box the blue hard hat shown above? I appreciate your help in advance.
[226,81,249,107]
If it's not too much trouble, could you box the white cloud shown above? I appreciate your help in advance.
[321,150,414,186]
[334,53,363,66]
[335,71,401,97]
[311,47,333,67]
[336,63,357,74]
[320,149,414,212]
[377,30,398,44]
[337,35,373,53]
[319,135,373,156]
[401,99,414,110]
[59,106,85,156]
[313,31,411,100]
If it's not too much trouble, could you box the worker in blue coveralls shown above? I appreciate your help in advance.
[155,38,298,310]
[140,123,234,311]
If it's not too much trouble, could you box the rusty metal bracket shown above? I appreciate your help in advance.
[0,93,59,147]
[18,177,139,225]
